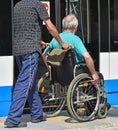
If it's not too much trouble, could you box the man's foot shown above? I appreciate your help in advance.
[4,121,27,128]
[31,113,47,123]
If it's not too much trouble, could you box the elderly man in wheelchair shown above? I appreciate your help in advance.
[39,14,110,122]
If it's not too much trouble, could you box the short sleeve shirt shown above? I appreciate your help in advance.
[44,32,87,63]
[13,0,49,55]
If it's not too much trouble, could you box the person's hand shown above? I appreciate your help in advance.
[41,41,48,49]
[42,52,49,69]
[42,52,48,58]
[91,73,99,84]
[61,43,70,50]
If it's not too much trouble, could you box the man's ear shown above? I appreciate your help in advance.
[73,25,78,33]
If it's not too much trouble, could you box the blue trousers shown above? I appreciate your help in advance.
[6,52,43,124]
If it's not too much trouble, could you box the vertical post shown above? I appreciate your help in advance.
[86,0,90,43]
[108,0,110,52]
[55,0,61,32]
[11,0,14,55]
[65,0,69,15]
[98,0,101,51]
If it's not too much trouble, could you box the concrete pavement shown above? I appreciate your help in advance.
[0,106,118,130]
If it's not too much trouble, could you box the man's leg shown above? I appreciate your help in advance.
[5,53,36,125]
[27,52,44,121]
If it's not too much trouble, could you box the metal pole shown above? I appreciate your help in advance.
[11,0,14,55]
[86,0,90,43]
[108,0,110,52]
[55,0,61,32]
[65,0,69,15]
[98,0,101,51]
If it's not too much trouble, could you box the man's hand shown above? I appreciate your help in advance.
[91,73,99,84]
[42,52,49,69]
[41,41,48,49]
[61,43,70,50]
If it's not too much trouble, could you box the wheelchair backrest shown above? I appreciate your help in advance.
[51,48,76,86]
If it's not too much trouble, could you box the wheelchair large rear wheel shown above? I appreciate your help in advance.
[37,72,66,117]
[67,73,100,122]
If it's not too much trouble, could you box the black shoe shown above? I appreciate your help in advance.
[31,113,47,123]
[4,121,27,128]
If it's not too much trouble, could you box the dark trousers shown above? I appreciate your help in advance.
[6,52,43,124]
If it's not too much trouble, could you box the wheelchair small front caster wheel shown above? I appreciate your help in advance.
[97,104,108,119]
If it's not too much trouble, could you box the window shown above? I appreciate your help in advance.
[0,0,12,56]
[110,0,118,51]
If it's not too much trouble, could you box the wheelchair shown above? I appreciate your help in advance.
[37,48,108,122]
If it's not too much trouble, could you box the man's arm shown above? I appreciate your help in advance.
[43,18,69,49]
[83,52,98,84]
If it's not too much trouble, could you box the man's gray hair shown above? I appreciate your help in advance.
[62,14,78,30]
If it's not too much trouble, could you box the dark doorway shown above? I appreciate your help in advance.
[0,0,12,56]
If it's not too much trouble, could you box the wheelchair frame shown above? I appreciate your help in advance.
[37,49,108,122]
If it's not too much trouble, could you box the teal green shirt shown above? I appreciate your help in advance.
[44,32,87,63]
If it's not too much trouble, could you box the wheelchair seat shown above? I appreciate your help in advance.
[50,48,76,86]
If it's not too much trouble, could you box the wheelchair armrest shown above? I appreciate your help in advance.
[76,61,86,66]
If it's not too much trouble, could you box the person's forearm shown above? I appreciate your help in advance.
[44,19,63,46]
[85,56,96,75]
[44,18,69,49]
[42,53,49,68]
[48,25,63,45]
[83,52,98,83]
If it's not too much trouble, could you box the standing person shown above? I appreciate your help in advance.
[4,0,69,128]
[42,14,98,84]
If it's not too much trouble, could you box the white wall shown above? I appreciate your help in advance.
[109,52,118,79]
[0,56,14,86]
[100,52,118,80]
[100,52,110,80]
